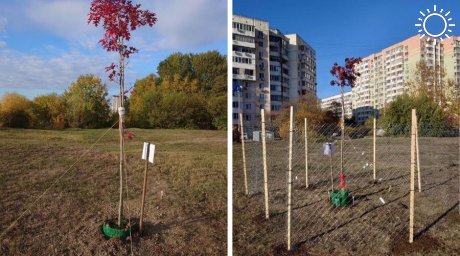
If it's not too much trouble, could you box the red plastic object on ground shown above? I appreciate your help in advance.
[339,171,346,189]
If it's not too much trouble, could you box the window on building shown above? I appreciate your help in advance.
[270,95,282,101]
[270,75,280,81]
[271,105,281,111]
[257,31,264,39]
[270,46,279,52]
[232,34,255,43]
[244,69,254,76]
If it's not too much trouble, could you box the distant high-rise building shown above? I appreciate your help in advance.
[286,34,317,99]
[268,29,290,114]
[320,92,353,119]
[352,35,460,123]
[111,95,121,113]
[443,36,460,98]
[232,15,269,127]
[232,15,317,127]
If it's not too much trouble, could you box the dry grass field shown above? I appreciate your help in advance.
[0,128,226,255]
[234,136,460,255]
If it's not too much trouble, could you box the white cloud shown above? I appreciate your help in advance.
[1,0,227,51]
[0,47,149,92]
[24,0,101,49]
[147,0,227,49]
[0,49,109,90]
[0,17,6,48]
[0,0,227,94]
[0,17,6,32]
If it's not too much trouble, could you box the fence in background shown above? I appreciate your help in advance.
[235,107,459,254]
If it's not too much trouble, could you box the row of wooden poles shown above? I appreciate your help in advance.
[238,107,424,251]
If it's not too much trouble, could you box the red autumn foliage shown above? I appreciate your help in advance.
[88,0,157,81]
[330,57,362,88]
[123,130,135,140]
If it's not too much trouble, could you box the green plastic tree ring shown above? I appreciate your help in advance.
[331,189,351,206]
[101,222,130,239]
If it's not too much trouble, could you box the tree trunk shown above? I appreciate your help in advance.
[340,87,345,175]
[117,43,125,227]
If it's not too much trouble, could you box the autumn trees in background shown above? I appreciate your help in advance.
[379,61,460,134]
[128,51,227,129]
[0,93,32,128]
[64,75,111,128]
[274,94,338,138]
[0,51,227,130]
[0,74,112,129]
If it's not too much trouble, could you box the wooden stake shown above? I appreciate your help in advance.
[330,152,334,191]
[409,109,416,243]
[118,107,125,227]
[261,109,269,219]
[287,106,293,251]
[415,114,421,192]
[304,118,309,188]
[239,112,248,195]
[373,117,376,181]
[139,143,150,234]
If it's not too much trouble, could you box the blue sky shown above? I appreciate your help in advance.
[0,0,227,99]
[234,0,459,99]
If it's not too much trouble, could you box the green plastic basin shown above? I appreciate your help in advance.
[331,189,351,206]
[101,222,130,239]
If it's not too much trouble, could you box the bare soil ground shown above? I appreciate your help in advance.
[234,136,460,255]
[0,128,226,255]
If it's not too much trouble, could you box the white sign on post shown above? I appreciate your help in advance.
[323,143,335,156]
[142,142,149,160]
[141,142,156,164]
[148,144,155,164]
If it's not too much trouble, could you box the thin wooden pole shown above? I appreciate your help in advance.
[409,109,416,243]
[373,117,376,181]
[239,112,248,195]
[415,114,421,192]
[139,143,149,234]
[340,87,344,174]
[330,152,334,191]
[304,118,309,188]
[261,109,269,219]
[117,41,126,227]
[118,107,124,226]
[287,106,293,251]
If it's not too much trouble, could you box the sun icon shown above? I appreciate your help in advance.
[415,4,455,44]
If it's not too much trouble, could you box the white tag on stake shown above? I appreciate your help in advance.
[142,142,149,160]
[148,144,155,164]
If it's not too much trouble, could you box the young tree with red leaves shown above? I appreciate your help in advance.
[330,57,362,180]
[88,0,156,227]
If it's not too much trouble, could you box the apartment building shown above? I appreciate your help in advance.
[111,95,122,113]
[320,92,353,118]
[232,15,269,127]
[443,36,460,97]
[286,34,317,98]
[268,29,289,113]
[352,35,458,123]
[232,15,317,127]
